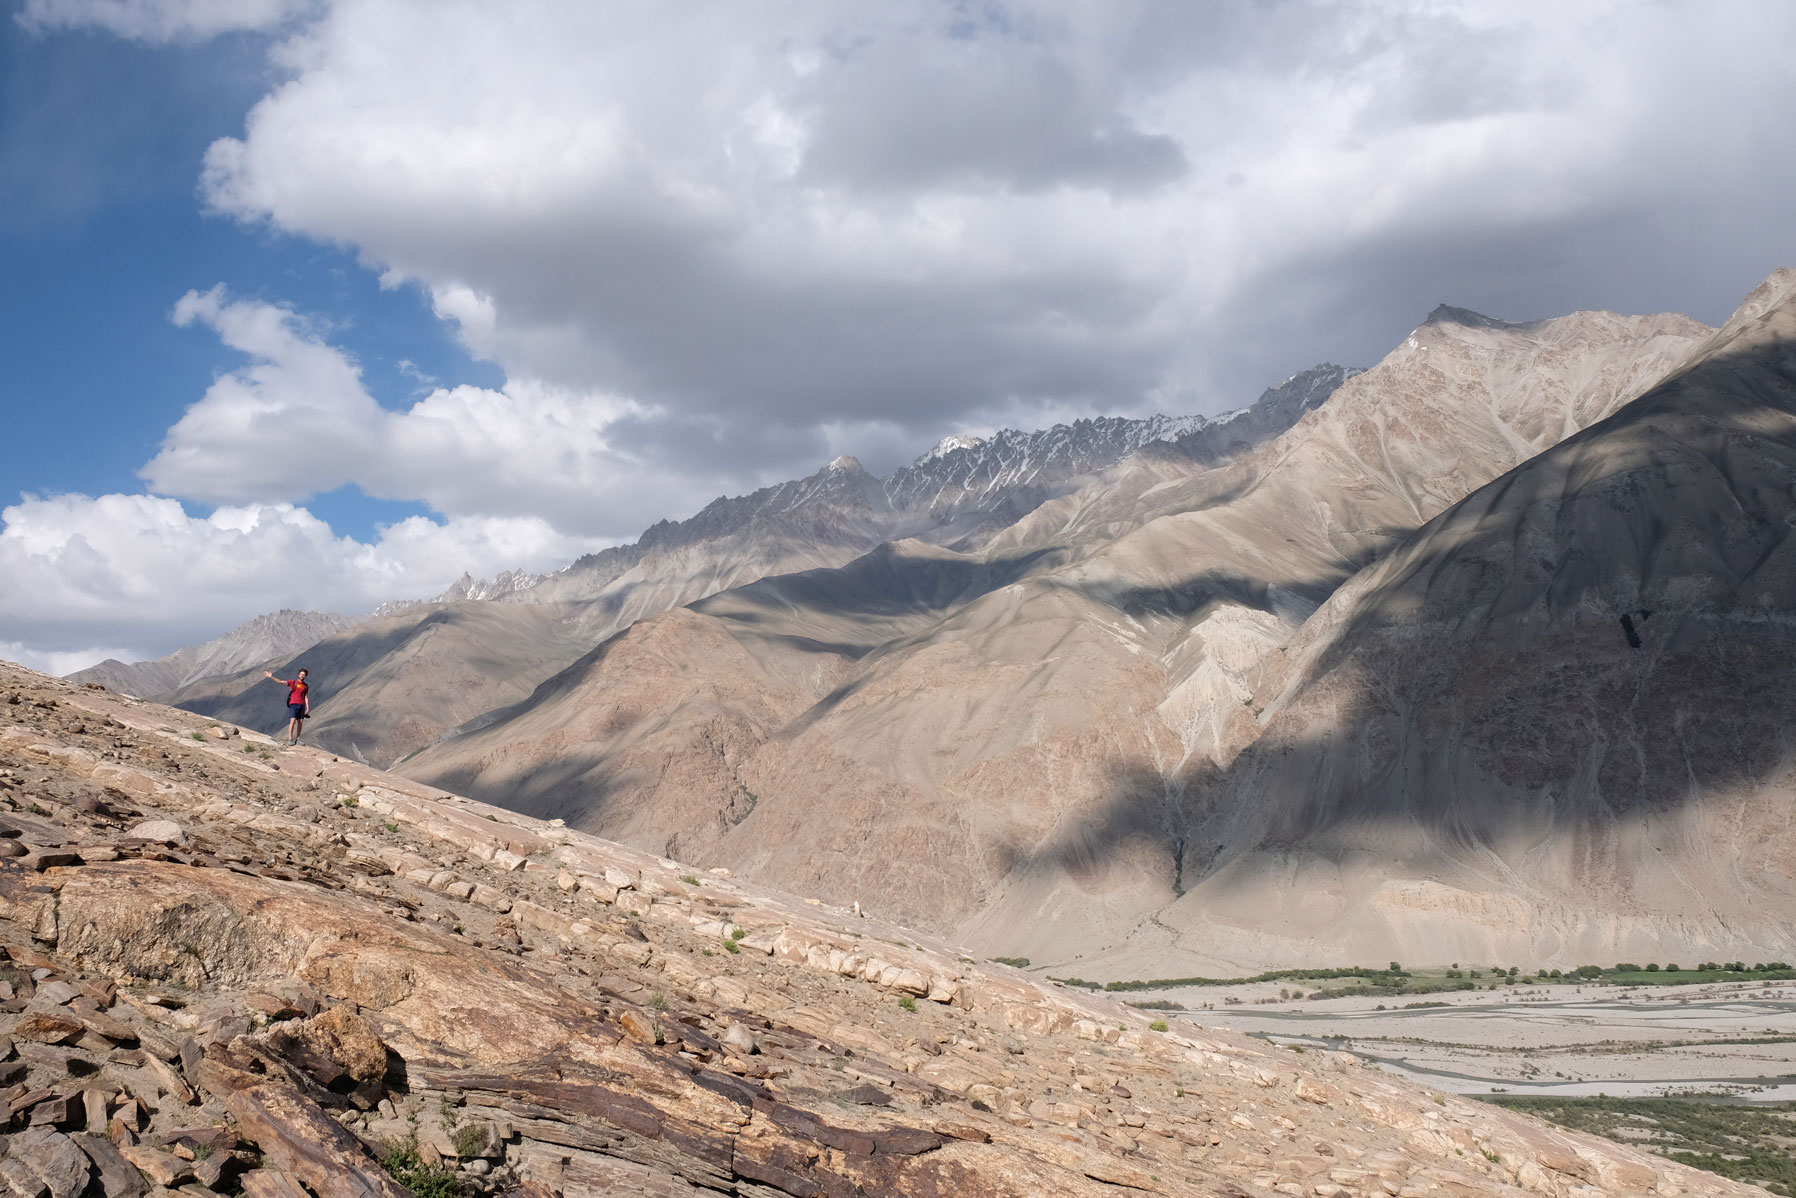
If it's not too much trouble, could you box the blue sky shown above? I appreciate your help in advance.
[0,17,481,536]
[2,0,1794,671]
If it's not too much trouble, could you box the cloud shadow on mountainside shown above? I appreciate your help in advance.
[1002,333,1796,903]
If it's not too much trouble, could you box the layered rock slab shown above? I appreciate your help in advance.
[0,661,1760,1197]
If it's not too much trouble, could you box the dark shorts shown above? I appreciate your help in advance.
[288,703,308,720]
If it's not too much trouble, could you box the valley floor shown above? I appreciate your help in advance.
[1153,981,1796,1101]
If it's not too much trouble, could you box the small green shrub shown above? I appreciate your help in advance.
[730,927,747,940]
[453,1123,489,1159]
[650,992,667,1011]
[379,1136,462,1198]
[680,874,699,885]
[191,731,204,741]
[991,956,1031,968]
[1148,1020,1169,1032]
[897,996,917,1012]
[722,939,739,953]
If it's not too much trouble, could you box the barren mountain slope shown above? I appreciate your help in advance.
[458,371,1353,650]
[69,610,353,697]
[158,376,1347,772]
[400,302,1710,965]
[1100,268,1796,978]
[4,661,1741,1198]
[163,601,600,768]
[986,307,1709,564]
[407,540,1069,858]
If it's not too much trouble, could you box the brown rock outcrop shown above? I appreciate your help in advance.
[0,660,1767,1198]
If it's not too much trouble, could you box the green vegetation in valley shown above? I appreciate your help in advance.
[1053,960,1796,995]
[1488,1097,1796,1197]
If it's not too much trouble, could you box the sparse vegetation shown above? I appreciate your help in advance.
[453,1122,489,1159]
[680,874,699,885]
[730,927,747,940]
[992,956,1031,968]
[1148,1020,1169,1032]
[650,991,667,1011]
[379,1134,463,1198]
[191,731,204,740]
[1490,1097,1796,1197]
[897,995,917,1012]
[722,938,740,953]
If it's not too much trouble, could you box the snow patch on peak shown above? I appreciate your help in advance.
[915,434,988,466]
[828,455,863,472]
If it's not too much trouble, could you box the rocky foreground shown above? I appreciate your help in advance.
[0,662,1763,1198]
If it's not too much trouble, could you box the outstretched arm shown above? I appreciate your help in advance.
[265,671,289,684]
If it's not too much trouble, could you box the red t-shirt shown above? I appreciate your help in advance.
[286,679,309,705]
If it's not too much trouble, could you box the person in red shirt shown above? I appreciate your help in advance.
[263,667,311,746]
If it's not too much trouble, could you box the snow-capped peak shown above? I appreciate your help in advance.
[914,434,987,466]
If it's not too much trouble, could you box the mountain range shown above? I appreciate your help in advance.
[62,273,1796,978]
[106,367,1353,767]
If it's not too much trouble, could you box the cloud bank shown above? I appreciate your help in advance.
[0,492,600,669]
[9,0,1796,666]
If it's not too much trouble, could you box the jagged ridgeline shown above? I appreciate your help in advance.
[91,367,1355,769]
[65,271,1796,983]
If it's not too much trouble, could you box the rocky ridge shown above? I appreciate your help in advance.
[70,614,353,702]
[431,367,1355,617]
[394,300,1716,971]
[87,371,1353,772]
[0,660,1753,1198]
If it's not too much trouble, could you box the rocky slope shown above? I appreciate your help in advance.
[69,612,353,699]
[150,372,1352,768]
[396,300,1714,970]
[443,367,1355,623]
[0,660,1760,1198]
[158,603,604,769]
[1110,267,1796,976]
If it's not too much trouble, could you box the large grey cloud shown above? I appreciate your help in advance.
[11,0,1796,667]
[184,0,1796,494]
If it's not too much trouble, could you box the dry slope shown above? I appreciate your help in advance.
[0,660,1763,1198]
[399,302,1711,968]
[1118,267,1796,977]
[163,602,602,769]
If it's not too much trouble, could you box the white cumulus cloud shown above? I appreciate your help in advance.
[190,0,1796,440]
[0,493,603,662]
[143,286,739,535]
[13,0,1796,669]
